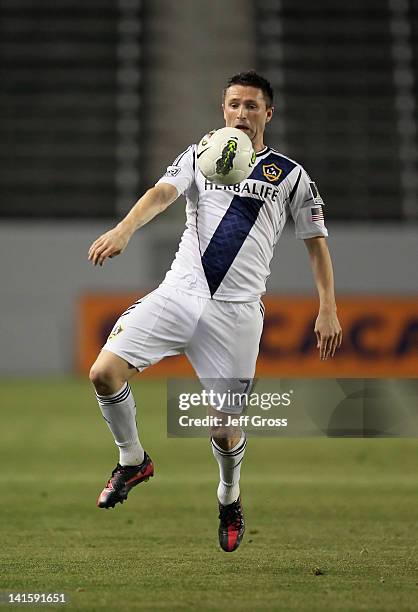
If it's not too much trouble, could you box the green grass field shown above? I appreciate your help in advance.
[1,378,418,611]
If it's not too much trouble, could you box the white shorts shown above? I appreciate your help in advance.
[103,284,264,408]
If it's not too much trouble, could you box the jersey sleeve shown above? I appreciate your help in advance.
[155,145,195,196]
[289,167,328,239]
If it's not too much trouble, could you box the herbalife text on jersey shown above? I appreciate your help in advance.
[204,178,282,202]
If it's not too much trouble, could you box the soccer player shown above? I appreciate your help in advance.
[88,71,342,552]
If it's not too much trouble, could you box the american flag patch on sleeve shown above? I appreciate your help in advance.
[311,206,324,222]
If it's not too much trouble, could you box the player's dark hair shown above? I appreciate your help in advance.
[223,70,274,108]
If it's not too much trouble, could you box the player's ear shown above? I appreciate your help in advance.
[266,106,274,123]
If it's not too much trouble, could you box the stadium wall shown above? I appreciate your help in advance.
[1,222,416,375]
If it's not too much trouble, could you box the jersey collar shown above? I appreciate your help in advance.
[256,146,270,157]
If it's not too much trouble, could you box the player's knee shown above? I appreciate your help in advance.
[89,361,122,395]
[210,426,225,441]
[210,426,235,447]
[88,363,108,391]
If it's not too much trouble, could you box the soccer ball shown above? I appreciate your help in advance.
[197,127,256,185]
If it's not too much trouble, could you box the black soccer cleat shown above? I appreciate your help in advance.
[97,452,154,509]
[218,496,245,552]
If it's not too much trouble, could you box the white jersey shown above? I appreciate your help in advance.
[156,145,328,302]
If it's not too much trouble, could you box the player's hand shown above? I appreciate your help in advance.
[88,225,130,266]
[314,310,342,360]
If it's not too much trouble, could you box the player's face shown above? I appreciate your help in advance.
[223,85,274,152]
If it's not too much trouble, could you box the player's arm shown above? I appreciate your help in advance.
[304,236,342,360]
[88,182,178,266]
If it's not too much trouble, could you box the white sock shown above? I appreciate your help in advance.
[211,433,247,505]
[95,382,145,466]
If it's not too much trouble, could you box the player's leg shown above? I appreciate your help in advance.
[186,299,263,551]
[91,287,200,509]
[89,349,145,467]
[187,300,263,503]
[89,349,154,508]
[207,391,249,505]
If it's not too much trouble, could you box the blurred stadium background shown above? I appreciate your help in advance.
[1,2,418,610]
[0,0,417,377]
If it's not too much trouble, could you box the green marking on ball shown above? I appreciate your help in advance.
[216,138,238,176]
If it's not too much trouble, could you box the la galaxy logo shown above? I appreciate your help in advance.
[108,323,123,341]
[262,163,282,182]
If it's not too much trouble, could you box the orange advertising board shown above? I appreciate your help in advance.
[77,293,418,377]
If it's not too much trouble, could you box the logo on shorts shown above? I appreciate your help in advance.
[263,163,282,182]
[108,323,123,341]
